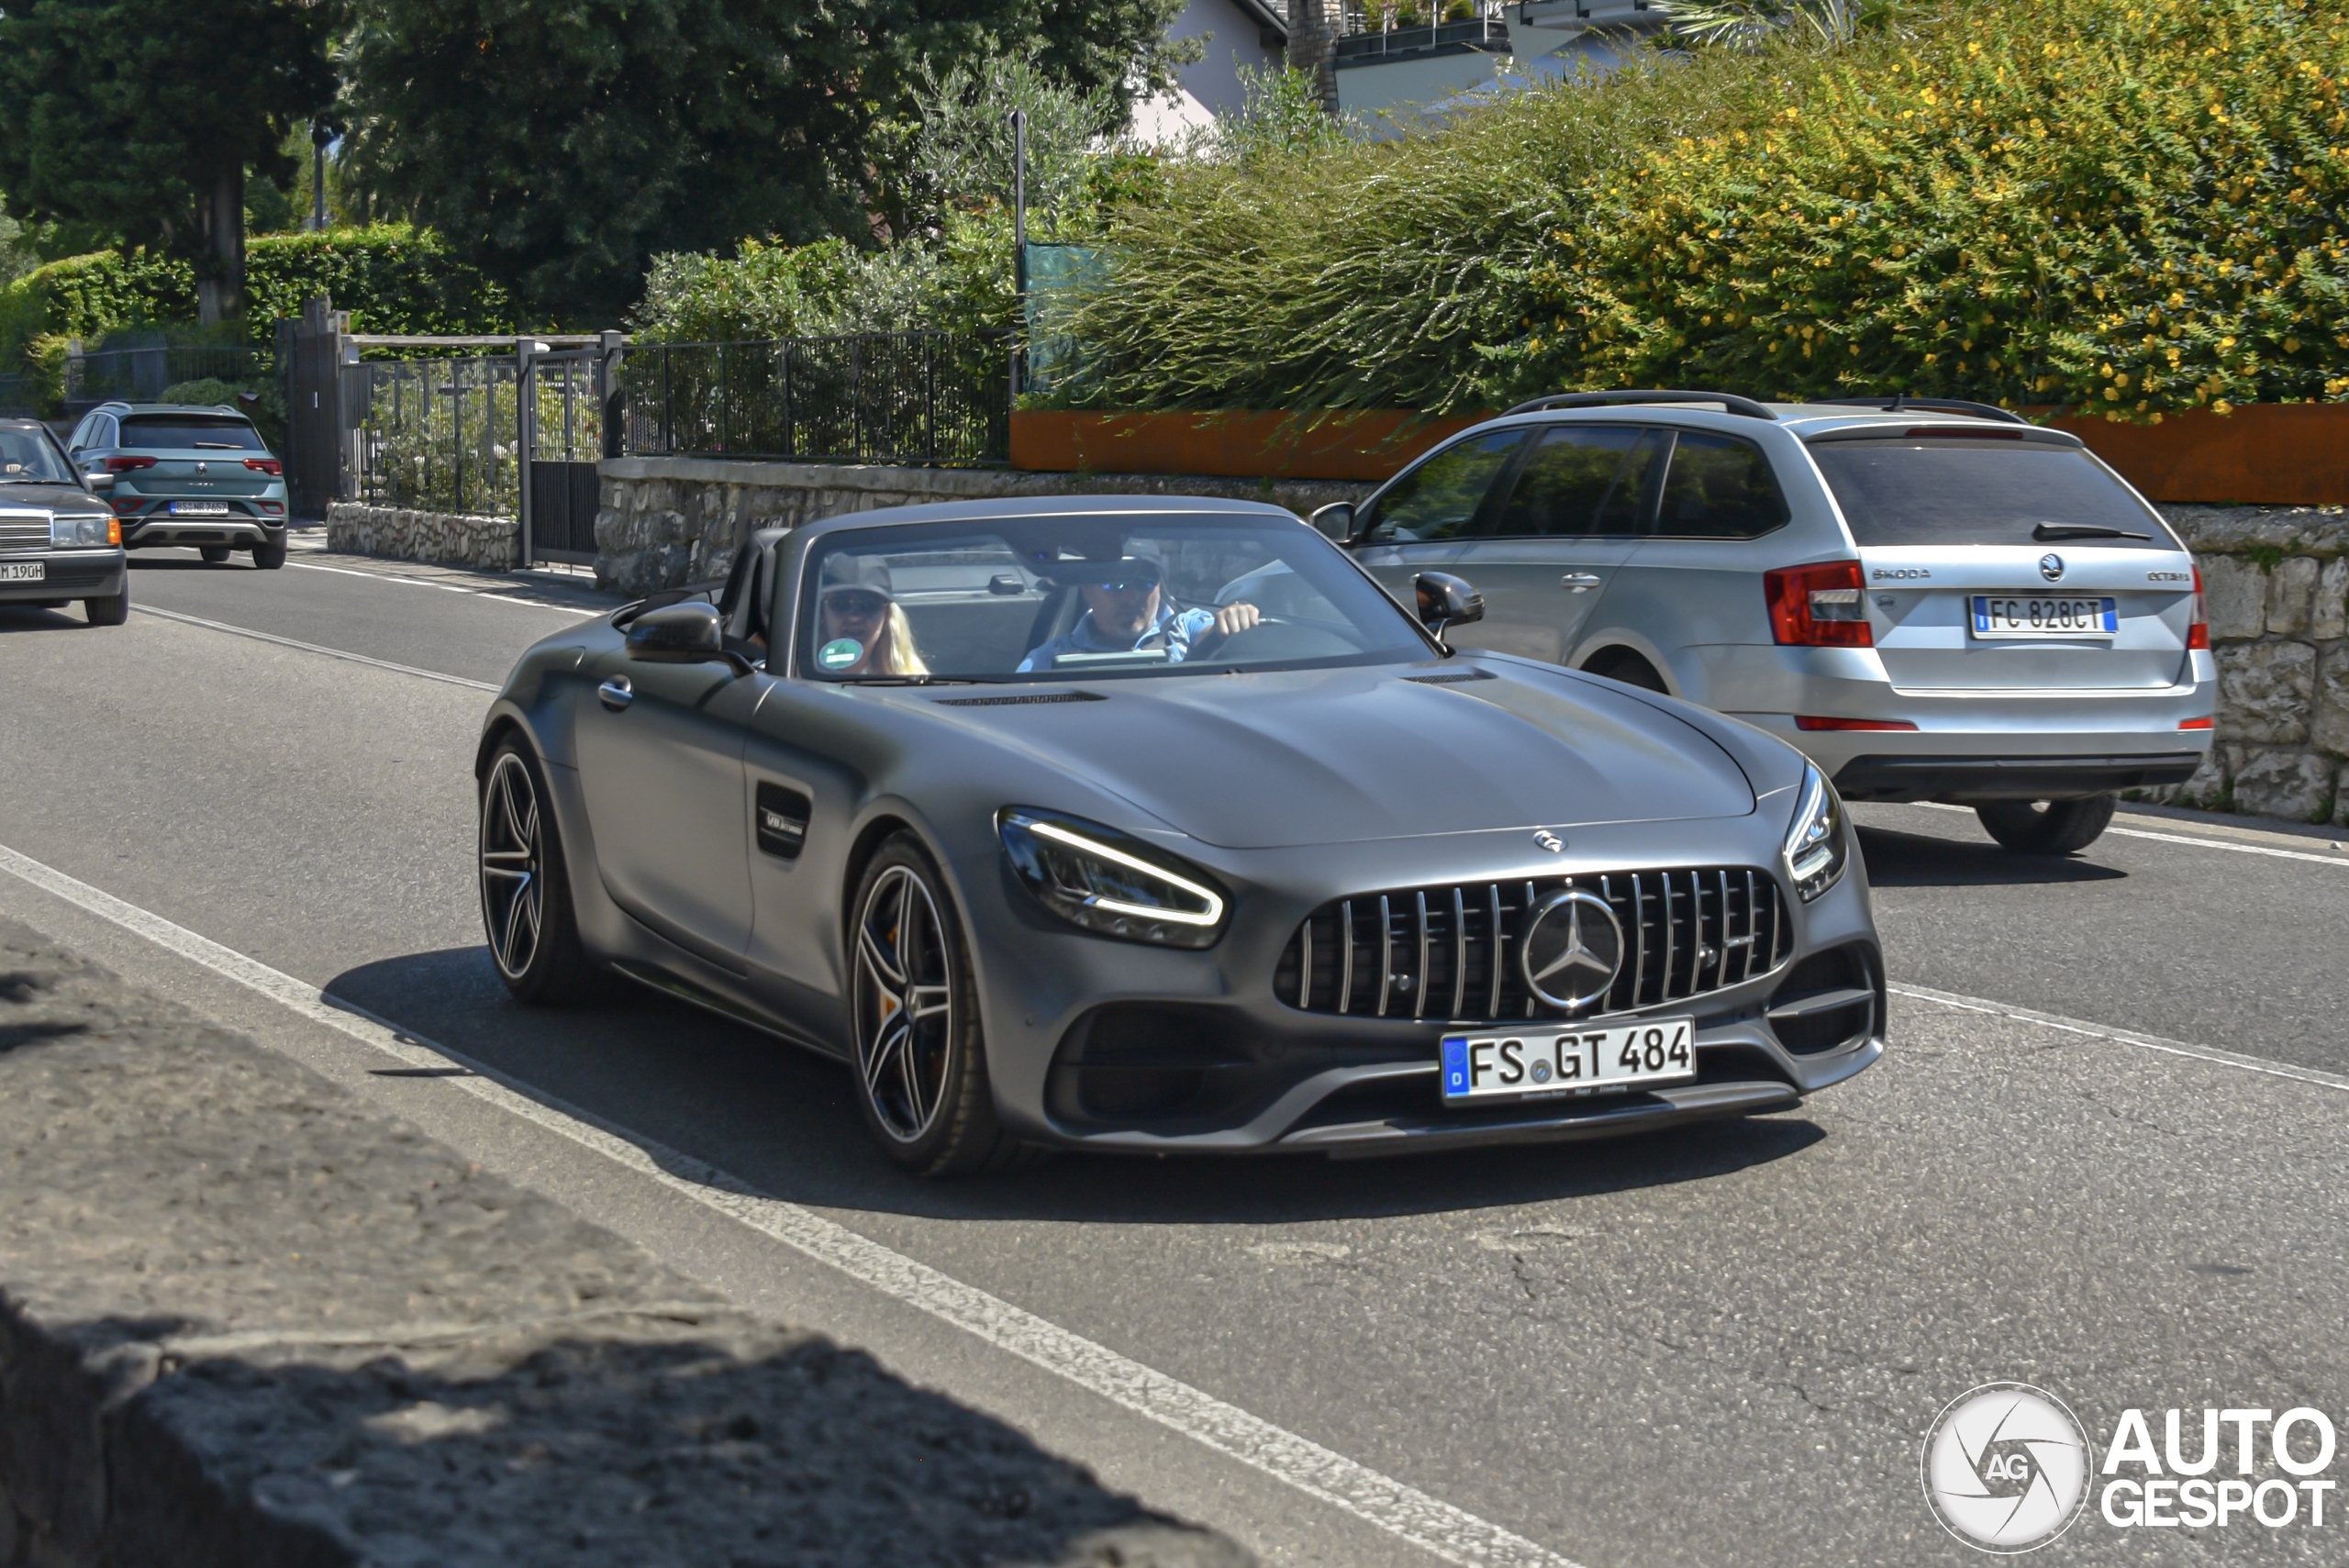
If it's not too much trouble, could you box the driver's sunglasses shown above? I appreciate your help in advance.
[826,591,889,618]
[1091,576,1160,595]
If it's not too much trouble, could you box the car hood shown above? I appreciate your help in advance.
[927,662,1757,850]
[0,483,108,517]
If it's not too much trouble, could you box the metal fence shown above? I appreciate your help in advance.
[0,374,39,418]
[66,343,272,406]
[347,355,523,517]
[618,332,1010,466]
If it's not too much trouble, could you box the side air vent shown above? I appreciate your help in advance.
[1275,867,1790,1025]
[1765,944,1878,1055]
[931,691,1107,706]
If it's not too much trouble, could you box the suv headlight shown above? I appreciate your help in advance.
[1782,763,1848,902]
[50,512,116,547]
[998,807,1229,949]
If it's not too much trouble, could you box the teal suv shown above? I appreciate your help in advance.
[67,401,290,568]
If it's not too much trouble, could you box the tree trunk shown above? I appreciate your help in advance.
[195,168,246,325]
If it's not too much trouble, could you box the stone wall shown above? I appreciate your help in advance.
[326,502,519,573]
[2154,506,2349,824]
[591,456,1371,597]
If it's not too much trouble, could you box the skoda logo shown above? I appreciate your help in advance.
[2038,553,2065,583]
[1921,1383,2092,1553]
[1519,889,1623,1010]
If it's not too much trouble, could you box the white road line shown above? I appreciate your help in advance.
[1893,800,2347,867]
[288,558,601,615]
[132,605,500,693]
[1889,983,2349,1095]
[0,841,1581,1568]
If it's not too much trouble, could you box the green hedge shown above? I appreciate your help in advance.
[1056,0,2349,417]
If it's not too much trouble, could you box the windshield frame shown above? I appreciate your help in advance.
[780,512,1442,684]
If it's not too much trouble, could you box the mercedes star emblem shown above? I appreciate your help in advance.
[1532,829,1564,853]
[1520,889,1624,1010]
[2039,552,2065,583]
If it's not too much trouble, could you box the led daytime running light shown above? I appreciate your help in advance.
[1025,820,1225,928]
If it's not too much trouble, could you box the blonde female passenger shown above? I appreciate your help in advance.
[812,556,929,677]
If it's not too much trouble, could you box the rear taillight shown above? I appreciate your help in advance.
[244,458,283,475]
[1795,716,1919,731]
[105,455,156,472]
[2179,717,2215,730]
[2186,564,2209,651]
[1765,561,1872,647]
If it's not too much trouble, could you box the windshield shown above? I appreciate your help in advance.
[797,515,1431,683]
[119,416,265,452]
[1810,439,2181,549]
[0,425,75,484]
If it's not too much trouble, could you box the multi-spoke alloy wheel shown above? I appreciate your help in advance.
[852,863,957,1144]
[480,751,545,981]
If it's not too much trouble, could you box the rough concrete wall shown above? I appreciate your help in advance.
[324,504,519,573]
[0,917,1252,1568]
[1286,0,1346,106]
[590,456,1372,598]
[2150,506,2349,824]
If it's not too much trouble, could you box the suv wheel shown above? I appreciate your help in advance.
[252,539,287,570]
[1975,794,2116,855]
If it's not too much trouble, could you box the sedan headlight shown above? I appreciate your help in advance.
[1782,763,1848,903]
[998,807,1228,949]
[50,512,117,547]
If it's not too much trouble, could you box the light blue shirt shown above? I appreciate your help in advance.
[1018,604,1219,673]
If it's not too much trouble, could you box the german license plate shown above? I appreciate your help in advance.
[1441,1018,1696,1105]
[0,561,43,582]
[1970,595,2117,639]
[168,501,231,517]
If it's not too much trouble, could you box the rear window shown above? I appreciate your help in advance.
[1810,440,2178,549]
[119,416,264,452]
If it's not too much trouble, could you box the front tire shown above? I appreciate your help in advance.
[1975,793,2116,855]
[252,539,287,570]
[848,833,1031,1176]
[479,740,607,1003]
[83,583,129,626]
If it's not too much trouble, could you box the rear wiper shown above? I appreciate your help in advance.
[2033,522,2151,542]
[191,441,245,450]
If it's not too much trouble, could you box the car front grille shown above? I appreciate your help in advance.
[1275,867,1791,1025]
[0,516,50,552]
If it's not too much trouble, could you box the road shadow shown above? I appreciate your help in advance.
[1857,826,2126,887]
[328,946,1830,1229]
[0,605,95,633]
[126,556,246,571]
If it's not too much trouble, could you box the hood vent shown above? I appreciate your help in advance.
[1401,669,1496,686]
[931,690,1107,707]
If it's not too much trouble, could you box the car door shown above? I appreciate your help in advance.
[1593,427,1795,687]
[1348,428,1530,605]
[572,644,761,972]
[1445,423,1664,663]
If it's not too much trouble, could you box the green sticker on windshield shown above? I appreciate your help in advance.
[817,638,863,671]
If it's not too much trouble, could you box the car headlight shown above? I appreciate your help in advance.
[1782,763,1848,903]
[998,807,1229,949]
[50,512,116,547]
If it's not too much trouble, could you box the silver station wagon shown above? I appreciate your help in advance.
[1328,391,2215,855]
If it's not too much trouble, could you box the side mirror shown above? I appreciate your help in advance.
[1414,572,1484,640]
[625,600,751,673]
[1308,502,1354,542]
[83,471,114,492]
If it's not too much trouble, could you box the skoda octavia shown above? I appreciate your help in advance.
[475,497,1882,1173]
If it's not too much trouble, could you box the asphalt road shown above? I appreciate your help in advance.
[4,540,2345,1567]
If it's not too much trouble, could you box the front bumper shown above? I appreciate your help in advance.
[0,549,126,603]
[951,815,1886,1155]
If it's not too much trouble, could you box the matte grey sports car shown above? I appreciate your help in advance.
[476,496,1883,1174]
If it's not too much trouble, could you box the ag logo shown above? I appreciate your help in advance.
[1922,1383,2092,1553]
[1518,889,1621,1010]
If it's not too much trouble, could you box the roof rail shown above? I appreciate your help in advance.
[1504,389,1778,421]
[1806,395,2030,426]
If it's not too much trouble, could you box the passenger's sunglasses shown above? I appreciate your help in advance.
[1090,576,1160,595]
[824,591,889,618]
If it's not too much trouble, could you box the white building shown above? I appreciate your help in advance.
[1129,0,1293,141]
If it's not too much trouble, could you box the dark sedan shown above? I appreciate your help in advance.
[0,419,128,625]
[474,497,1884,1174]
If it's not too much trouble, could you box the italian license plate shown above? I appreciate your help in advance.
[1970,595,2117,639]
[168,501,231,517]
[0,561,43,582]
[1441,1018,1696,1105]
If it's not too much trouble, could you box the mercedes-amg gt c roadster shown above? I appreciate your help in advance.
[475,496,1882,1174]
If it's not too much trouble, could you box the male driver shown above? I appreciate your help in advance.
[1018,557,1261,672]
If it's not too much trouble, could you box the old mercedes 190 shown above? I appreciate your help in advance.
[473,496,1883,1174]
